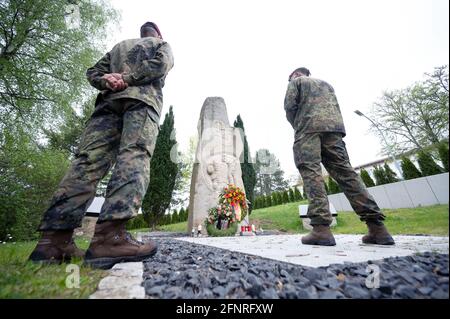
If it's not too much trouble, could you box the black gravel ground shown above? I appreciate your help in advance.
[142,237,449,299]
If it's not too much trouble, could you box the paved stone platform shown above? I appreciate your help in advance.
[89,234,449,299]
[175,234,449,268]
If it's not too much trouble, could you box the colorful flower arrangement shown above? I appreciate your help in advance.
[207,203,236,226]
[206,184,248,234]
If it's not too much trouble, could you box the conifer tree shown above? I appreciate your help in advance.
[143,106,179,229]
[282,190,289,204]
[437,142,449,172]
[179,207,186,221]
[266,195,273,207]
[360,168,376,187]
[288,188,295,202]
[417,150,443,176]
[294,187,302,201]
[234,115,257,213]
[383,163,399,183]
[400,157,422,180]
[256,196,261,208]
[328,178,341,194]
[171,209,179,224]
[373,165,389,185]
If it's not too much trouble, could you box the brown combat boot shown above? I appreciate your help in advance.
[362,222,395,245]
[84,220,157,269]
[28,230,85,264]
[301,225,336,246]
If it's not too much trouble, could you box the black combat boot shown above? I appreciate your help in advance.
[28,230,85,264]
[301,225,336,246]
[84,220,157,269]
[362,222,395,245]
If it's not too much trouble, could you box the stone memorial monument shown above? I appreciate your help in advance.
[187,97,248,235]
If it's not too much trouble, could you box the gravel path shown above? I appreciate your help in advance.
[142,237,449,299]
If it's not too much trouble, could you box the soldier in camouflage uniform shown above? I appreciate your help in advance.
[29,22,174,268]
[284,67,394,246]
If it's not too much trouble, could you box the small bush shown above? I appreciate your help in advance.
[205,222,238,237]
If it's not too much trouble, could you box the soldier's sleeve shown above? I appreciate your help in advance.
[86,52,111,91]
[284,80,300,128]
[122,42,174,86]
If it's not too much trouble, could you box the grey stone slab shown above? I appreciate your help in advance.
[403,177,439,207]
[426,173,449,205]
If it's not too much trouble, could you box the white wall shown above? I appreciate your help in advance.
[328,172,449,211]
[86,197,143,215]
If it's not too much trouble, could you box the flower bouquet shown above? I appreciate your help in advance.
[205,184,248,236]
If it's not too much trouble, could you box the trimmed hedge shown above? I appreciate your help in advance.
[205,222,238,237]
[126,214,147,230]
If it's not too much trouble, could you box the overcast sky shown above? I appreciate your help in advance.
[107,0,449,180]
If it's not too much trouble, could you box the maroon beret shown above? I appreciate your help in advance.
[140,21,162,39]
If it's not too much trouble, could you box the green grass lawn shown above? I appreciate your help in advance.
[250,200,308,233]
[135,201,449,236]
[159,222,189,233]
[251,202,449,236]
[145,203,449,236]
[128,221,188,235]
[0,238,106,299]
[335,205,450,236]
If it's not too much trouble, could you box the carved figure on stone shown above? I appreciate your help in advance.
[187,97,247,234]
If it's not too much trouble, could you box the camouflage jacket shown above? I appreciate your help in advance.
[284,76,346,138]
[86,37,174,118]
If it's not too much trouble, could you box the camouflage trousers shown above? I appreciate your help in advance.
[38,98,159,231]
[293,132,385,226]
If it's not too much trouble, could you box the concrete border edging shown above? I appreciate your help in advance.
[328,172,449,211]
[89,262,145,299]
